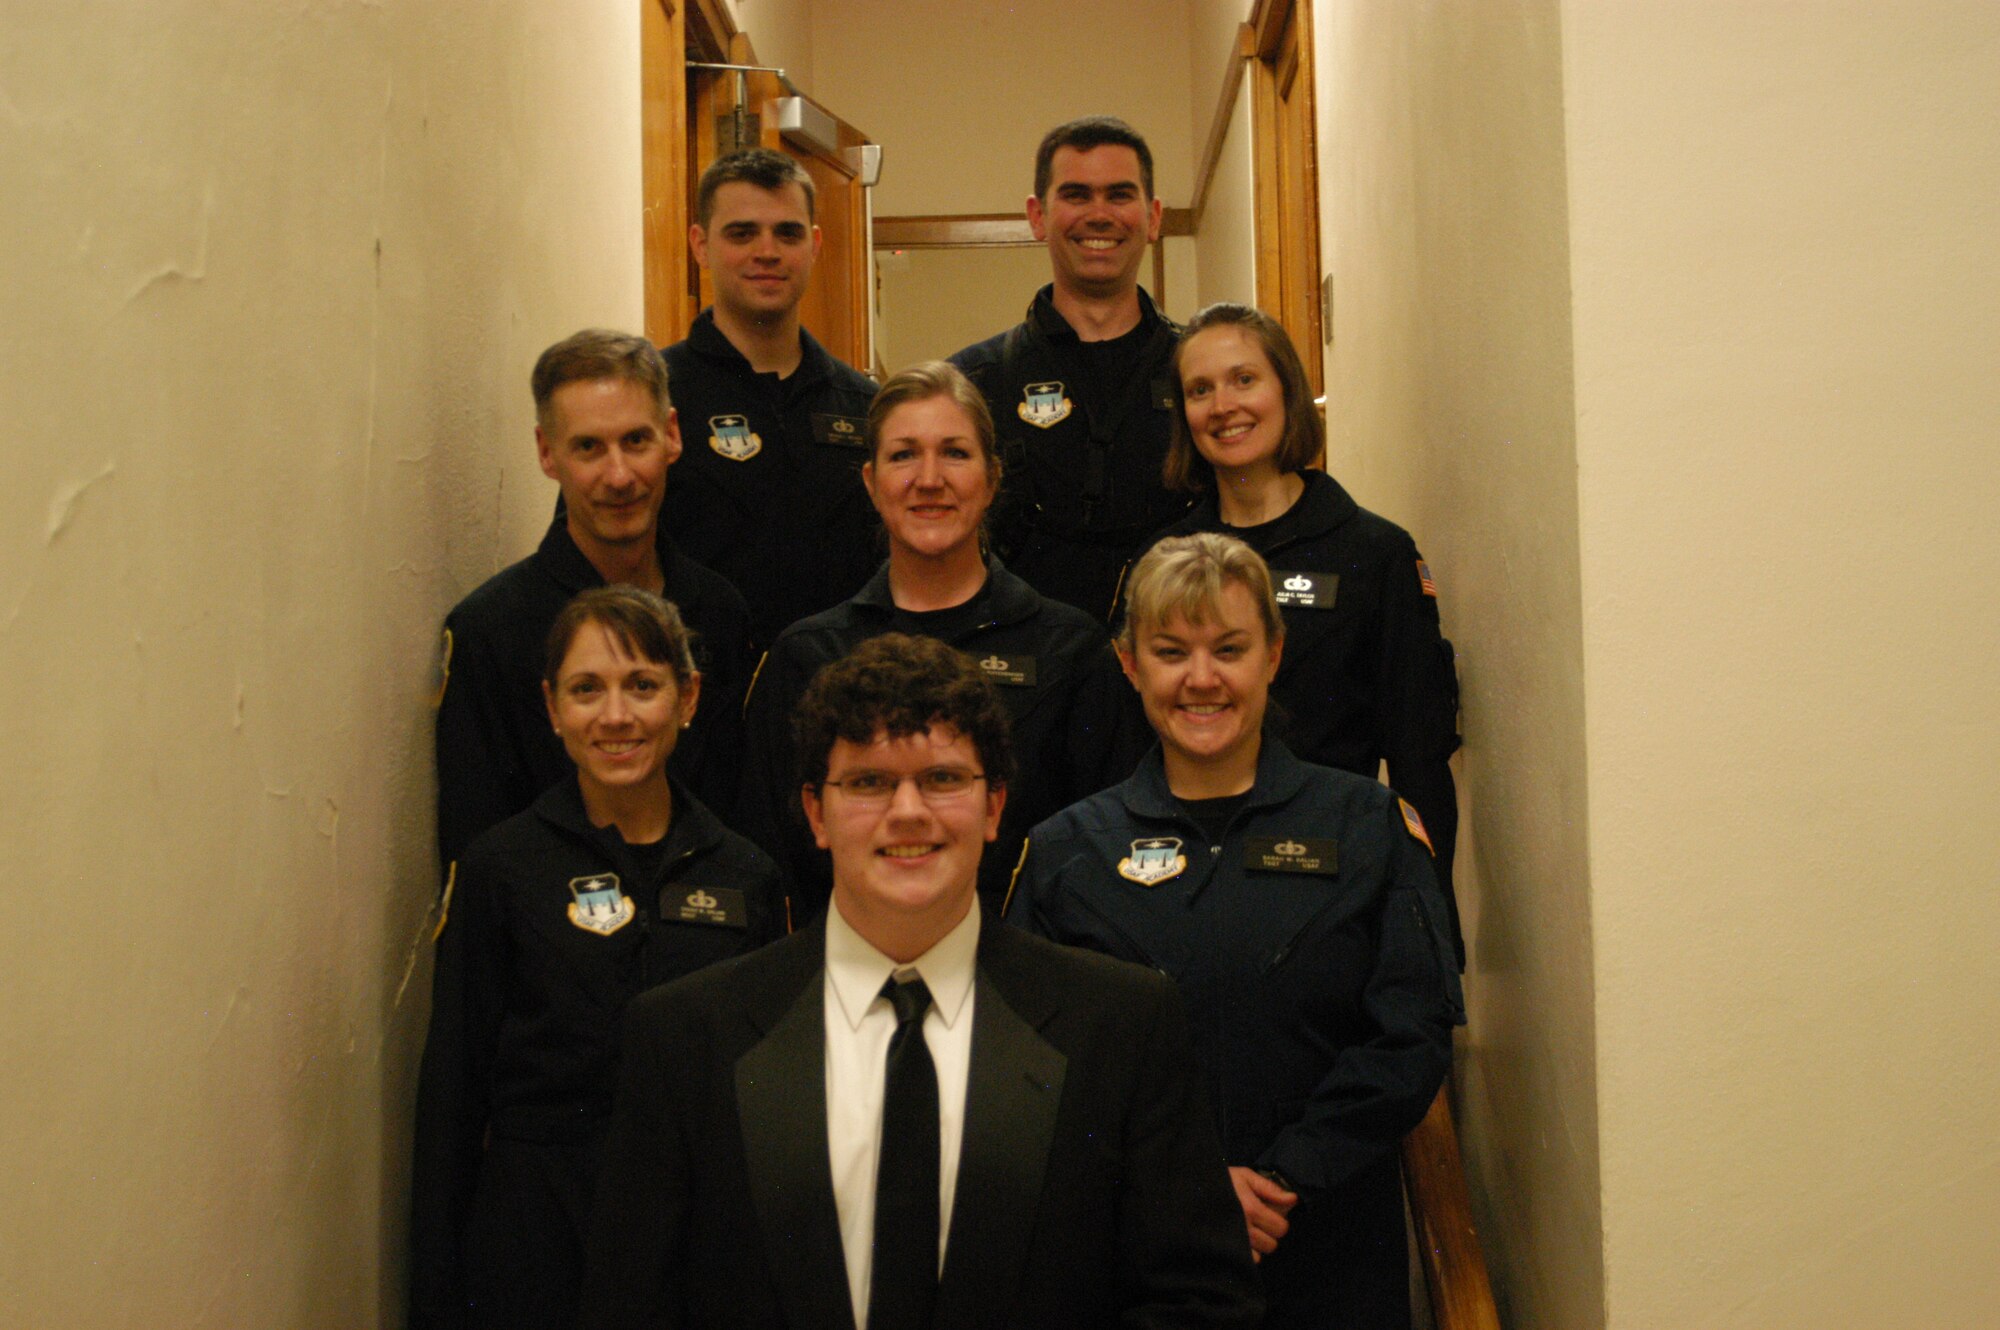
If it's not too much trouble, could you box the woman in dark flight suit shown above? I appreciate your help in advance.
[1006,533,1461,1329]
[1153,303,1466,964]
[739,360,1139,922]
[410,587,783,1330]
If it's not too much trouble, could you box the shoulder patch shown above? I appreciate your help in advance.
[1399,798,1435,855]
[433,626,454,708]
[1416,560,1438,598]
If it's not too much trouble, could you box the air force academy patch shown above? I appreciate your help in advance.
[1118,837,1186,886]
[1018,381,1072,429]
[567,873,636,935]
[707,414,763,461]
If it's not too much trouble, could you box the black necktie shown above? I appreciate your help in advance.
[868,974,939,1330]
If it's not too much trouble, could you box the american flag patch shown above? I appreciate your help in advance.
[1399,798,1434,855]
[1416,560,1437,597]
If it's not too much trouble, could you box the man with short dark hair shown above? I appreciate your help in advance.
[657,148,880,646]
[950,117,1193,623]
[579,634,1261,1330]
[434,329,752,869]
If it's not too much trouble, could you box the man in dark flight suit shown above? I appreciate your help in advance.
[578,635,1260,1330]
[655,148,880,647]
[434,330,752,869]
[951,117,1192,623]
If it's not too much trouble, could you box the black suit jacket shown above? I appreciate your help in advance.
[577,920,1261,1329]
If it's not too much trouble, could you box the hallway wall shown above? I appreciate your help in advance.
[1320,1,2000,1325]
[0,4,643,1324]
[1313,3,1601,1325]
[1563,4,2000,1325]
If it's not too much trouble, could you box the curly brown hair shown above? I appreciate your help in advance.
[792,634,1014,790]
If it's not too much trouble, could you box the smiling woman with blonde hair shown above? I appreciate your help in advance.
[1153,302,1466,967]
[1008,532,1462,1330]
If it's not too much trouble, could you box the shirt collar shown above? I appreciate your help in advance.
[825,896,981,1033]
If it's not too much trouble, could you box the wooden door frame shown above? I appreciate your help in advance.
[1249,0,1324,394]
[640,0,692,346]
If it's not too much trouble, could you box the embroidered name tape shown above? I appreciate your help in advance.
[977,653,1037,687]
[813,413,868,448]
[1246,837,1339,874]
[1273,571,1338,610]
[667,884,747,928]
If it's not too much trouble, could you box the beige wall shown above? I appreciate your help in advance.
[1322,0,2000,1325]
[727,0,817,91]
[809,0,1206,347]
[1314,3,1601,1325]
[1189,0,1256,311]
[1564,3,2000,1325]
[0,3,641,1324]
[1193,76,1257,312]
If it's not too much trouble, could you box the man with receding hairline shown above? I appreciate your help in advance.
[433,329,753,870]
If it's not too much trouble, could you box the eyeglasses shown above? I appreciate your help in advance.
[818,766,987,804]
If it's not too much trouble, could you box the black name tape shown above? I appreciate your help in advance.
[813,413,868,448]
[976,653,1037,687]
[1273,571,1339,610]
[663,885,748,928]
[1245,837,1339,875]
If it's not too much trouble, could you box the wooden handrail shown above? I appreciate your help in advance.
[1403,1082,1503,1330]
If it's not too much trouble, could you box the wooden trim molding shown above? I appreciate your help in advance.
[685,0,734,60]
[1249,0,1291,61]
[874,209,1193,250]
[1190,23,1255,227]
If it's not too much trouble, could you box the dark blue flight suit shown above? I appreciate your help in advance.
[1157,470,1465,963]
[1006,738,1462,1330]
[951,285,1193,624]
[657,310,879,649]
[410,777,784,1330]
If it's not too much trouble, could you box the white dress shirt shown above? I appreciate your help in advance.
[824,898,979,1330]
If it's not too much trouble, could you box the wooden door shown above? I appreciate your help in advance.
[643,5,875,368]
[1251,0,1324,398]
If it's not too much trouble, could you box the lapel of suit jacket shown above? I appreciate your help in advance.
[734,923,856,1330]
[934,923,1069,1330]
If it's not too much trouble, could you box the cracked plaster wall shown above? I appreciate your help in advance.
[0,3,641,1324]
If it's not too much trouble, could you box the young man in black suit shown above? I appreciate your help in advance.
[579,633,1259,1330]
